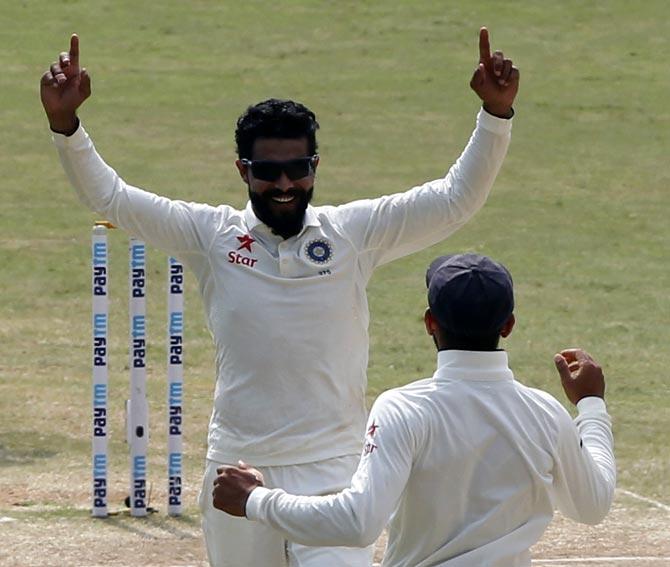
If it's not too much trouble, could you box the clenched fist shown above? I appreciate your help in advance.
[554,349,606,405]
[213,461,265,517]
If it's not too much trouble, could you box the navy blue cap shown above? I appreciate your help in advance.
[426,253,514,337]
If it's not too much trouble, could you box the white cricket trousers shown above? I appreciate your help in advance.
[199,455,375,567]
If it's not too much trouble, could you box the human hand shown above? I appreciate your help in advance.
[212,461,264,517]
[554,349,606,405]
[469,27,519,118]
[40,34,91,134]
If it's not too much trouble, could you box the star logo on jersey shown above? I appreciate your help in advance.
[236,234,256,252]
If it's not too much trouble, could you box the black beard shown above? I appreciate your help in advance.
[249,186,313,239]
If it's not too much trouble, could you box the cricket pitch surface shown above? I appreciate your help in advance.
[1,489,668,566]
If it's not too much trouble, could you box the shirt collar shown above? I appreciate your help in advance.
[434,349,514,382]
[243,201,321,236]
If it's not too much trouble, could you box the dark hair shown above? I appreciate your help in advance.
[235,98,320,159]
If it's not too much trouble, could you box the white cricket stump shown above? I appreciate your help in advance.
[166,257,184,516]
[128,239,148,517]
[91,224,110,517]
[90,226,186,517]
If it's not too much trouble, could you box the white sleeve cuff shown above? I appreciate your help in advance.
[576,396,607,415]
[477,107,514,135]
[245,486,272,520]
[52,123,89,149]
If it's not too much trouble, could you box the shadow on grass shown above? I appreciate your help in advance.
[102,511,201,539]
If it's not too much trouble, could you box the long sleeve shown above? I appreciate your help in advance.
[551,397,616,524]
[330,108,512,271]
[53,124,226,257]
[245,392,417,547]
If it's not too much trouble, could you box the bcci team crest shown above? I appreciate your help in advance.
[305,239,333,264]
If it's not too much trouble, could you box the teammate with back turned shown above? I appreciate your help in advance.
[41,29,519,567]
[212,254,616,567]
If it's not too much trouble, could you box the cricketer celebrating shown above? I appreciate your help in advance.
[41,28,519,566]
[212,254,616,566]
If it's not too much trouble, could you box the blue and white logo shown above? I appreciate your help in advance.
[305,239,333,264]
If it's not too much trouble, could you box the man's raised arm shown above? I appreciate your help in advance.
[40,35,223,257]
[332,28,520,269]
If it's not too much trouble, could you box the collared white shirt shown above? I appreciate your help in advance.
[246,350,616,566]
[54,110,512,465]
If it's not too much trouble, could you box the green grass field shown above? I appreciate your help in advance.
[1,0,669,562]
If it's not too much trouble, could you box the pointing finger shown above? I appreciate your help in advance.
[479,27,490,64]
[70,34,80,68]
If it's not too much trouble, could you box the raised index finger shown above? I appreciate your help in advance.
[69,34,80,68]
[479,27,490,63]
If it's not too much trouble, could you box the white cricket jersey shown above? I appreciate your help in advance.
[246,350,616,566]
[53,110,512,466]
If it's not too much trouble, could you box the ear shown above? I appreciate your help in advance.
[235,159,249,183]
[424,308,438,336]
[312,155,320,173]
[500,313,515,338]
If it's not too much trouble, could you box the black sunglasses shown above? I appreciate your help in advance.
[241,155,318,182]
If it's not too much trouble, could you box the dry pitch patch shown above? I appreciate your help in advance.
[531,494,670,566]
[1,491,668,566]
[1,512,206,567]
